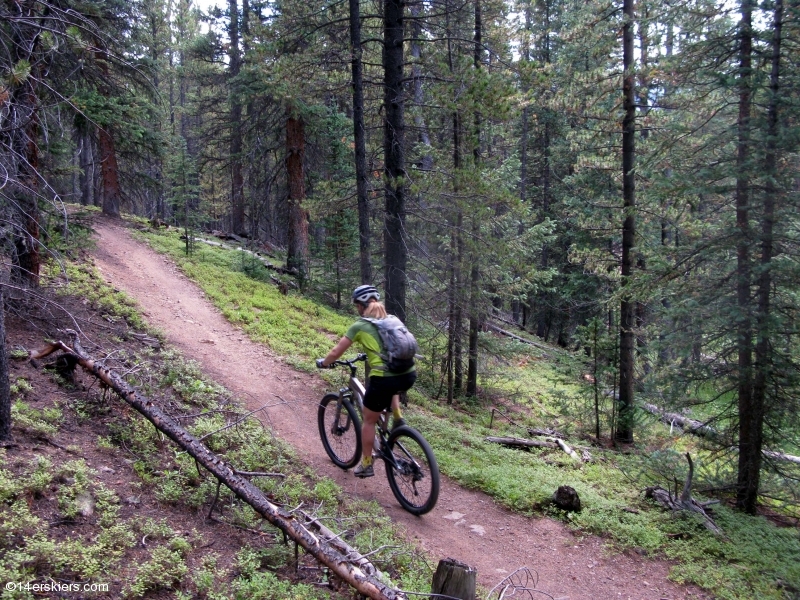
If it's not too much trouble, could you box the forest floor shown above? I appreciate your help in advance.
[87,215,710,600]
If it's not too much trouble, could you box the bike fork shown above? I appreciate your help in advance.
[331,398,350,435]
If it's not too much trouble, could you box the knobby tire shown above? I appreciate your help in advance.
[318,393,362,469]
[385,426,440,515]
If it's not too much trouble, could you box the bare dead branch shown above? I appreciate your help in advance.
[42,330,407,600]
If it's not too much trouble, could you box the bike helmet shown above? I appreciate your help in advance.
[352,284,380,305]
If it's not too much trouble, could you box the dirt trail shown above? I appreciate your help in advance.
[90,217,706,600]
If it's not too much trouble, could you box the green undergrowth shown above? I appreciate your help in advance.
[138,229,351,374]
[131,223,800,599]
[408,394,800,599]
[50,260,149,332]
[1,257,432,599]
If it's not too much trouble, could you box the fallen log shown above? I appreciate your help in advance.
[187,236,299,278]
[641,404,800,465]
[763,449,800,466]
[485,436,558,450]
[553,438,580,461]
[645,453,723,536]
[640,402,717,438]
[485,323,558,356]
[485,436,586,461]
[527,427,566,440]
[33,332,404,600]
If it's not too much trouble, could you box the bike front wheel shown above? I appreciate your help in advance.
[385,426,440,515]
[318,394,362,469]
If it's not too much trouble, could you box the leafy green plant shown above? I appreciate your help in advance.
[191,553,229,598]
[26,456,54,496]
[126,545,189,597]
[10,377,33,396]
[51,262,148,331]
[56,460,95,519]
[0,464,135,589]
[232,571,322,600]
[11,400,62,436]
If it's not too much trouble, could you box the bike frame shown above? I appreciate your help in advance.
[333,355,405,468]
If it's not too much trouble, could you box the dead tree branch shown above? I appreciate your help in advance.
[645,453,723,537]
[640,403,717,438]
[641,403,800,465]
[33,331,405,600]
[485,322,558,356]
[485,436,559,450]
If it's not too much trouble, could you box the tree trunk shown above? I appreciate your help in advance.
[534,0,553,341]
[616,0,636,444]
[410,2,432,171]
[517,1,532,328]
[7,0,42,286]
[98,125,122,218]
[466,309,479,396]
[79,129,95,207]
[466,0,482,397]
[0,281,11,443]
[93,46,122,220]
[740,0,781,515]
[286,116,309,285]
[228,0,246,236]
[466,219,480,396]
[447,227,457,404]
[349,0,372,284]
[383,0,407,321]
[735,0,755,514]
[454,213,464,393]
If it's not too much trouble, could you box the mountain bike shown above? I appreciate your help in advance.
[317,354,439,515]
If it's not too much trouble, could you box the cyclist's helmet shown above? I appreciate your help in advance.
[352,284,380,306]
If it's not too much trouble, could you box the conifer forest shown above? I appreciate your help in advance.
[2,0,800,522]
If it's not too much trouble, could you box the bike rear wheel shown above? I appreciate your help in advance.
[318,394,362,469]
[384,426,439,515]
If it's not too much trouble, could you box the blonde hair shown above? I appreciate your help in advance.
[362,300,387,319]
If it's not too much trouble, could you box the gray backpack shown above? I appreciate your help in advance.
[361,316,418,373]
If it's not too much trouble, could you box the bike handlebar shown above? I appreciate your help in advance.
[316,354,367,369]
[333,354,367,367]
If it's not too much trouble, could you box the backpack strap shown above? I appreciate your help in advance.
[359,317,389,366]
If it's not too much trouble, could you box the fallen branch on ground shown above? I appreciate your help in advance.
[32,332,405,600]
[485,436,587,461]
[485,436,559,450]
[553,438,580,460]
[187,235,299,279]
[645,453,723,536]
[762,449,800,466]
[485,322,559,355]
[641,403,800,465]
[640,403,717,438]
[527,427,566,440]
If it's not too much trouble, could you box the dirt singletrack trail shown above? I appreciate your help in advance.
[90,217,707,600]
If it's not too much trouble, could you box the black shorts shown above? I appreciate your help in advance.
[363,371,417,413]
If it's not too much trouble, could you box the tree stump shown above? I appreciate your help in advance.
[552,485,581,512]
[431,558,477,600]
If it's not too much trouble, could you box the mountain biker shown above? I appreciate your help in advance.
[316,285,416,478]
